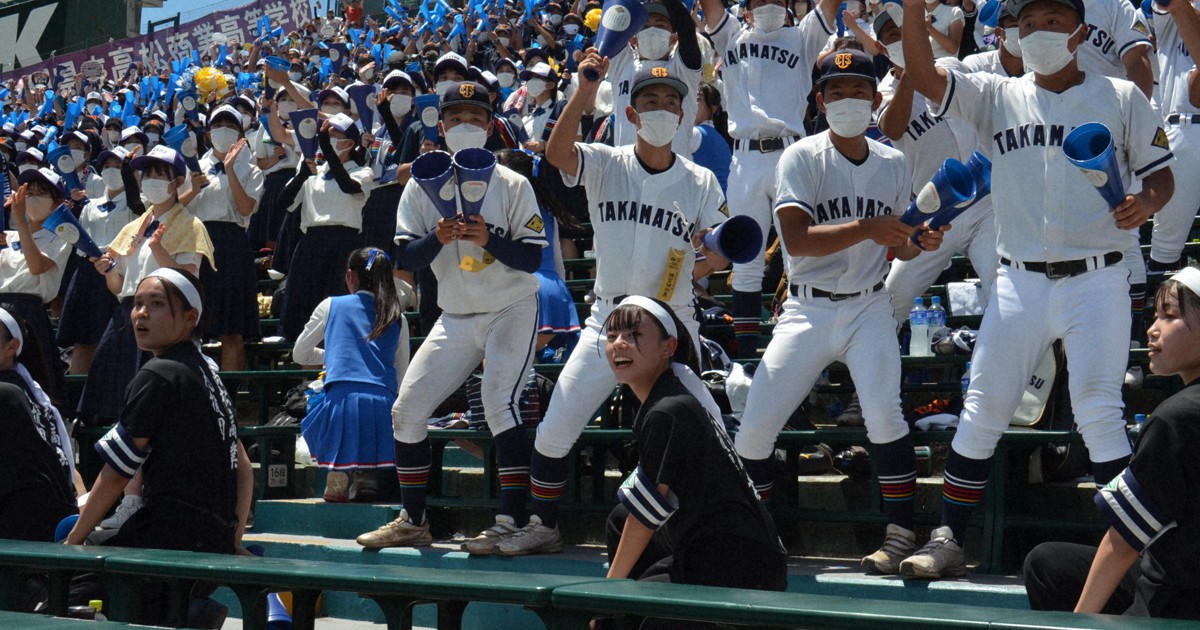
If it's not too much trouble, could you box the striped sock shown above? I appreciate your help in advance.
[395,438,431,525]
[529,451,568,528]
[732,290,762,360]
[1130,283,1146,344]
[941,448,990,544]
[741,456,775,502]
[873,434,917,531]
[494,426,532,525]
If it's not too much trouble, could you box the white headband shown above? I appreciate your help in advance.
[1170,267,1200,300]
[618,295,678,339]
[0,307,21,356]
[145,268,203,320]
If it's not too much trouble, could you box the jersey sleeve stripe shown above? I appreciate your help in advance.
[812,7,835,36]
[1133,152,1173,178]
[617,466,678,529]
[709,11,731,38]
[394,230,422,242]
[95,423,149,479]
[936,71,958,118]
[774,200,813,215]
[1117,39,1152,58]
[1094,468,1170,551]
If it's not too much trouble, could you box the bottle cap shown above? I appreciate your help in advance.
[1134,414,1147,423]
[89,600,103,611]
[931,295,942,304]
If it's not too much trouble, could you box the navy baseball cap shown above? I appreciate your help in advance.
[131,145,187,177]
[631,65,688,99]
[816,49,877,86]
[644,0,670,18]
[18,167,66,197]
[439,81,493,115]
[873,3,902,36]
[1008,0,1084,21]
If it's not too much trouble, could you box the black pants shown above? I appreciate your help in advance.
[1023,542,1140,615]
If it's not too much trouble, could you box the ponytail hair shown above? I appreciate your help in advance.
[347,247,403,340]
[697,84,732,149]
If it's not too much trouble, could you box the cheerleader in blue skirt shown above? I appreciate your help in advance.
[294,247,409,502]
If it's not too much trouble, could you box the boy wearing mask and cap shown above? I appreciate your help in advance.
[898,0,1174,579]
[356,80,548,550]
[699,0,840,359]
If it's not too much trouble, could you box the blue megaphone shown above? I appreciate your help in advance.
[264,56,292,72]
[266,592,292,629]
[901,158,976,228]
[178,88,200,122]
[586,0,649,81]
[347,84,377,133]
[411,150,460,219]
[1062,122,1125,209]
[288,108,321,160]
[452,147,496,216]
[163,125,202,173]
[259,115,279,144]
[54,514,79,543]
[328,43,350,71]
[702,215,764,264]
[47,147,84,193]
[978,0,1000,27]
[414,94,440,144]
[924,151,991,232]
[43,203,104,259]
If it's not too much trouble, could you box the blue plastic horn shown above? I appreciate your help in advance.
[347,84,377,132]
[178,88,200,122]
[289,108,321,160]
[585,0,649,80]
[924,151,992,232]
[43,203,104,258]
[47,147,83,193]
[266,592,292,630]
[978,0,1000,27]
[414,94,441,143]
[54,514,79,543]
[900,158,975,229]
[452,147,496,216]
[1062,122,1126,209]
[411,150,460,219]
[163,125,202,173]
[264,56,292,71]
[702,214,764,264]
[328,43,349,71]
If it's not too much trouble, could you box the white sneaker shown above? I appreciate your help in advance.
[493,515,564,556]
[99,495,144,530]
[861,524,917,575]
[899,526,967,579]
[355,509,432,548]
[1125,366,1144,389]
[267,269,285,280]
[461,515,523,555]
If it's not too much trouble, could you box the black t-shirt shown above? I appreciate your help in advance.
[0,374,75,510]
[119,343,239,523]
[1097,380,1200,619]
[631,371,784,555]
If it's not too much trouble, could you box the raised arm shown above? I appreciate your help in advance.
[901,0,949,104]
[546,48,606,177]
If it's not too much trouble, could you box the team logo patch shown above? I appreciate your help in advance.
[1152,127,1170,149]
[525,214,545,233]
[651,67,669,78]
[834,53,853,69]
[459,83,476,98]
[1133,20,1150,35]
[718,202,729,217]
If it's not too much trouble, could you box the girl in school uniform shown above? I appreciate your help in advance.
[277,113,376,342]
[250,87,301,253]
[294,248,409,502]
[187,105,264,371]
[363,70,418,253]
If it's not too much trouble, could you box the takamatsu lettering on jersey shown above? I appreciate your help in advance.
[725,42,803,69]
[810,196,896,224]
[594,199,698,243]
[992,123,1066,156]
[903,111,947,143]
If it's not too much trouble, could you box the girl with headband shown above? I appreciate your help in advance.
[601,296,788,595]
[294,248,409,503]
[0,307,79,541]
[1024,267,1200,620]
[67,269,253,567]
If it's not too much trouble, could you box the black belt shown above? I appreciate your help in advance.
[1000,252,1122,279]
[734,136,799,153]
[1166,113,1200,125]
[790,281,885,301]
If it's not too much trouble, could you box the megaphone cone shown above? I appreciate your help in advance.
[54,514,79,543]
[452,148,496,217]
[702,215,764,265]
[347,84,376,132]
[1063,122,1125,209]
[901,158,975,228]
[266,592,292,629]
[288,109,321,160]
[164,124,201,173]
[925,151,992,231]
[43,203,103,259]
[411,151,460,219]
[47,146,83,192]
[414,94,441,143]
[585,0,649,80]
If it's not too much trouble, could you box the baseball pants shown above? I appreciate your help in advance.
[727,143,793,293]
[1150,122,1200,265]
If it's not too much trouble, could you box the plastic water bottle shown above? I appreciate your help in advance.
[909,297,931,357]
[961,361,971,397]
[928,295,947,329]
[1129,413,1147,439]
[91,600,107,622]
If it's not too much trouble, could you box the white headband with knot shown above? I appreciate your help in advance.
[618,295,678,339]
[1171,267,1200,300]
[146,268,203,320]
[0,307,22,356]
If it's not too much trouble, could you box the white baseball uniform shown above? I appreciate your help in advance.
[734,132,913,461]
[1148,3,1200,266]
[707,8,833,292]
[607,46,702,155]
[936,68,1173,462]
[391,164,547,443]
[534,142,728,458]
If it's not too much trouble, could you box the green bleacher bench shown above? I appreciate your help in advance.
[240,425,301,500]
[0,609,139,628]
[0,541,113,617]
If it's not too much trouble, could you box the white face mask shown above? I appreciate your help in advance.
[636,27,673,60]
[106,130,121,144]
[14,142,26,152]
[1002,27,1022,57]
[289,71,303,81]
[277,101,297,116]
[333,138,355,155]
[210,127,239,153]
[24,195,54,221]
[146,132,161,144]
[497,72,516,88]
[884,41,905,68]
[563,24,580,35]
[525,78,548,98]
[498,36,511,48]
[549,14,563,26]
[17,164,35,174]
[141,178,174,205]
[321,105,345,115]
[361,67,375,81]
[444,123,488,153]
[824,97,873,137]
[752,5,787,33]
[123,143,142,154]
[390,94,414,118]
[635,109,680,147]
[435,80,456,96]
[71,149,87,167]
[1020,25,1080,75]
[101,167,123,191]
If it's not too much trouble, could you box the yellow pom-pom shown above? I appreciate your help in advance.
[194,67,228,101]
[585,8,602,31]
